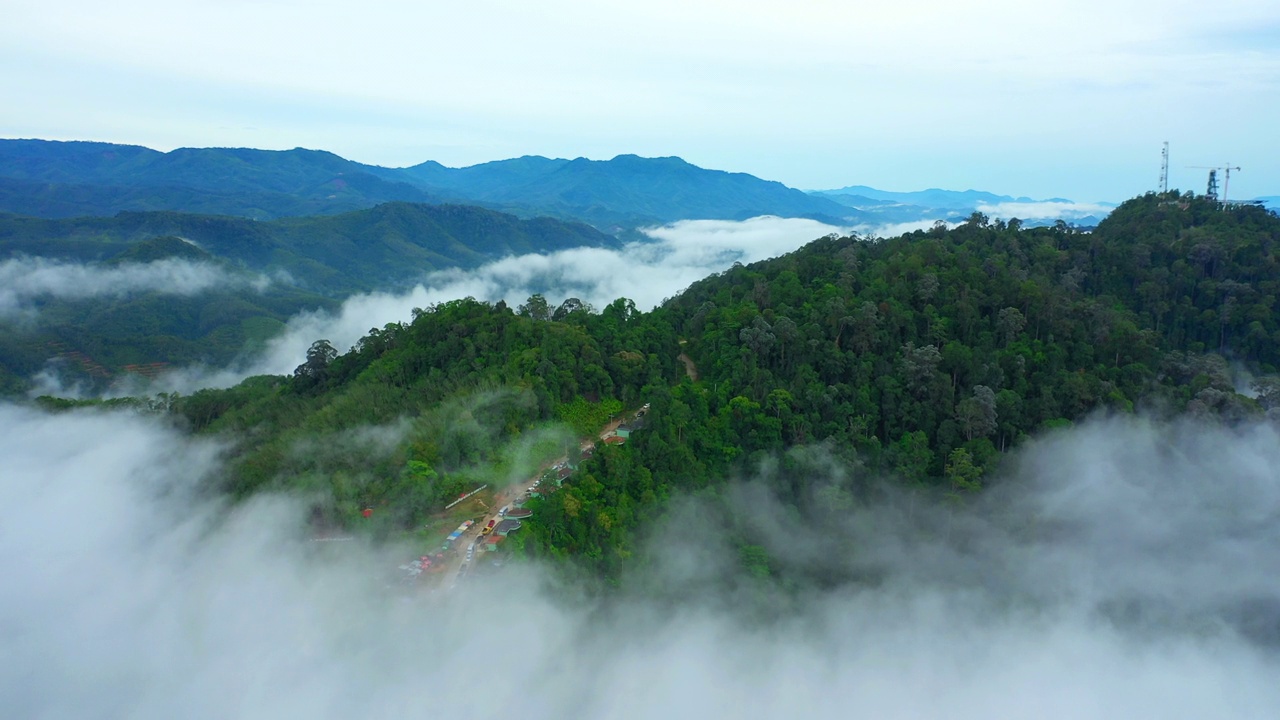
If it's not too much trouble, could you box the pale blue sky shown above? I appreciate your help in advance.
[2,0,1277,202]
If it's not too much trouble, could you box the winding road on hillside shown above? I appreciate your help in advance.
[439,415,633,589]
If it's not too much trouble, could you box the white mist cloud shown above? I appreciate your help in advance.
[975,200,1116,222]
[2,406,1278,719]
[856,218,948,238]
[0,256,269,319]
[146,217,847,391]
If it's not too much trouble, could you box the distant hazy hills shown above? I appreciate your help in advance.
[0,138,1135,234]
[0,140,856,228]
[807,184,1120,228]
[401,154,858,229]
[813,185,1040,209]
[0,202,617,294]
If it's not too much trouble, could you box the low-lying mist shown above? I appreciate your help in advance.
[974,199,1115,223]
[4,403,1277,718]
[0,256,269,321]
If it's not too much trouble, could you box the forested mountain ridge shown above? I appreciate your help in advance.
[141,192,1280,582]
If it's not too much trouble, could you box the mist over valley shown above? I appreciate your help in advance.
[4,0,1280,710]
[4,403,1278,718]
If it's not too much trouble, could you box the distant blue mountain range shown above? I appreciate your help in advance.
[0,138,1124,232]
[0,140,854,229]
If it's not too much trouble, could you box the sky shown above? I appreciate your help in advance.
[3,403,1279,718]
[2,0,1277,202]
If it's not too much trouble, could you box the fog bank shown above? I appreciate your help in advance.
[3,404,1278,718]
[975,199,1115,223]
[0,256,269,319]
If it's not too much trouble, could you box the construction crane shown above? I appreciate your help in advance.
[1190,164,1242,204]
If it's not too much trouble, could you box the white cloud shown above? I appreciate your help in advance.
[0,257,269,319]
[2,404,1278,718]
[855,218,948,238]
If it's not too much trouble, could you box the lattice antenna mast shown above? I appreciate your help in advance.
[1159,141,1169,194]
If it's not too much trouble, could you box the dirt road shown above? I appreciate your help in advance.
[678,352,699,381]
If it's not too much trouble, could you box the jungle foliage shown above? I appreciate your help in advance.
[165,294,679,532]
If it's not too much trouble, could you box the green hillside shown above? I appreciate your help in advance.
[95,191,1280,583]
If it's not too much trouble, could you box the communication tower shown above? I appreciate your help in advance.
[1159,141,1169,194]
[1206,170,1219,202]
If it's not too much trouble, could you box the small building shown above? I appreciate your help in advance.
[506,508,533,520]
[494,519,522,536]
[617,417,646,438]
[604,435,626,446]
[482,535,505,551]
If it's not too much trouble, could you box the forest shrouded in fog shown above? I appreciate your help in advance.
[5,192,1280,717]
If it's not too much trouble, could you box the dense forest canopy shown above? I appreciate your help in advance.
[52,191,1280,583]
